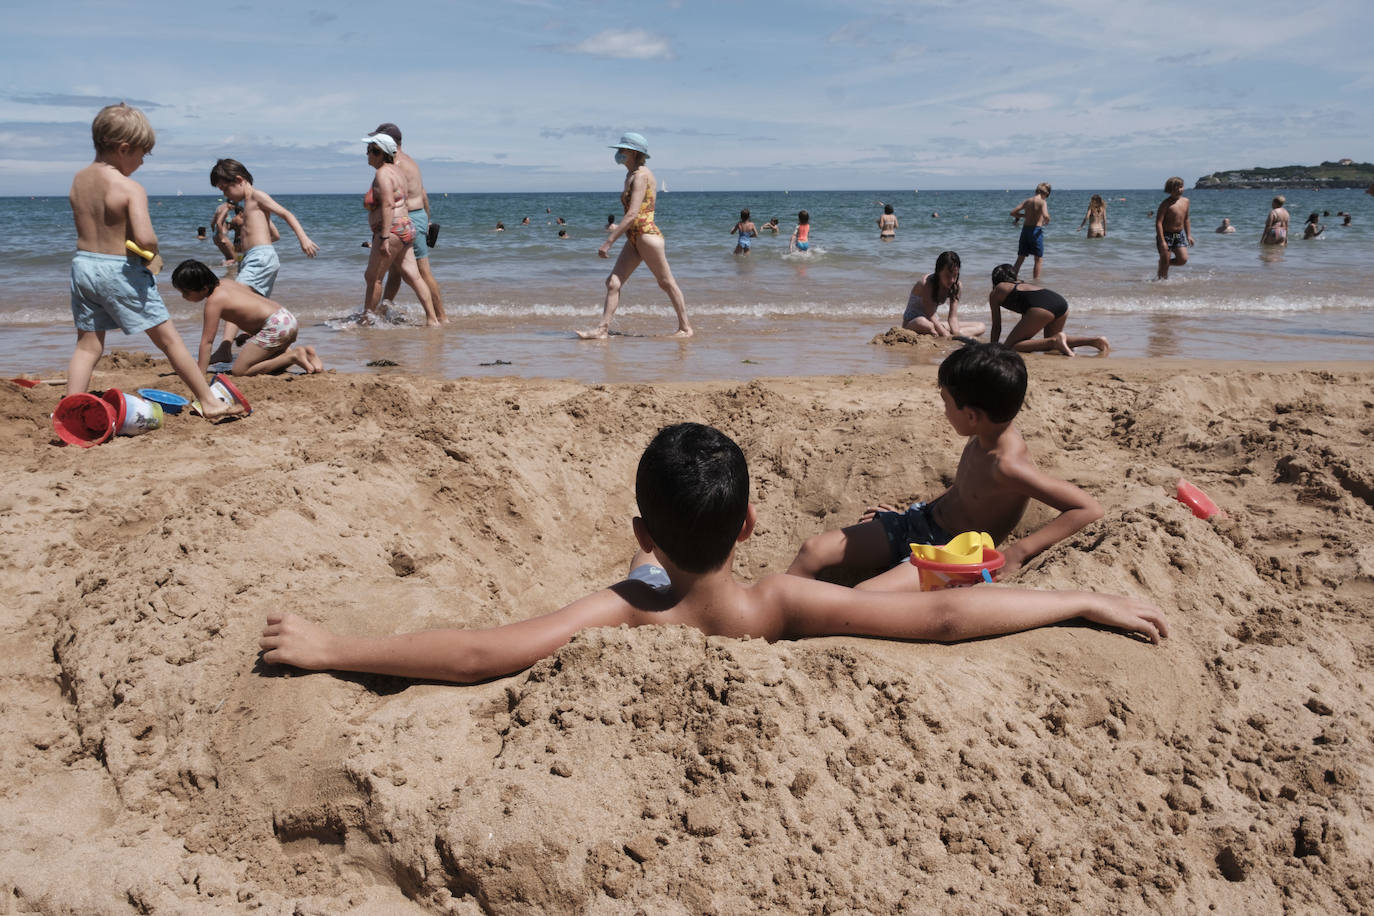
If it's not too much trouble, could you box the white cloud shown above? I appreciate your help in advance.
[562,29,673,60]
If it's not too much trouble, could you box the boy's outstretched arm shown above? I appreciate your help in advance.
[260,590,637,683]
[253,190,319,257]
[773,575,1167,644]
[994,459,1103,578]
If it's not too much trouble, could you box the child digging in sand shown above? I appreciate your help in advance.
[788,343,1103,583]
[260,422,1166,683]
[66,103,241,419]
[172,259,323,376]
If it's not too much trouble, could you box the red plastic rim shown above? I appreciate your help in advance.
[909,548,1005,574]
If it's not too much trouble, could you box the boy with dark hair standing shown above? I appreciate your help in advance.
[1155,177,1193,279]
[208,158,318,298]
[260,421,1164,684]
[788,343,1102,584]
[66,103,241,418]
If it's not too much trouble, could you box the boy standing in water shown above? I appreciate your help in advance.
[1155,177,1193,279]
[65,104,241,419]
[1011,183,1051,279]
[260,422,1165,683]
[208,158,319,297]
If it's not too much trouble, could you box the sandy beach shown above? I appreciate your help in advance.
[1,347,1371,913]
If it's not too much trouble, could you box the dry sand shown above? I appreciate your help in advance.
[1,347,1371,913]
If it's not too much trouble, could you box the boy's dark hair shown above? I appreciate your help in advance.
[938,343,1027,424]
[740,208,750,220]
[635,423,749,574]
[210,158,253,187]
[798,210,809,224]
[991,263,1018,286]
[171,259,221,294]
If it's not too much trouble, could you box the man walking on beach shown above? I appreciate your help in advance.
[376,123,446,322]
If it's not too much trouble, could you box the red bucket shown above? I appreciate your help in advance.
[909,548,1005,591]
[53,393,116,448]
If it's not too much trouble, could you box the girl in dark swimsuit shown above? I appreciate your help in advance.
[987,264,1109,357]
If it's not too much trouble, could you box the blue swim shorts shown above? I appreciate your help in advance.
[408,209,430,259]
[1017,224,1044,258]
[795,241,809,252]
[69,251,171,334]
[237,244,281,297]
[874,502,953,567]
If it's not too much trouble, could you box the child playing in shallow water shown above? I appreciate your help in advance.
[789,210,811,252]
[172,259,323,376]
[1011,183,1051,279]
[730,208,758,255]
[1155,177,1193,279]
[1303,212,1324,239]
[1078,195,1107,238]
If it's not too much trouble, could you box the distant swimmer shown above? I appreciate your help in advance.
[1260,195,1289,247]
[1011,182,1051,280]
[1216,218,1236,234]
[729,208,758,255]
[495,221,505,231]
[762,217,780,234]
[1155,177,1193,279]
[878,203,898,239]
[988,264,1108,357]
[789,210,811,252]
[902,250,985,339]
[1079,194,1107,238]
[1303,212,1324,239]
[578,132,692,340]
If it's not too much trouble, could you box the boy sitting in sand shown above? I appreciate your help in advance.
[1011,183,1051,280]
[171,259,323,376]
[260,422,1165,683]
[65,103,241,419]
[788,343,1102,584]
[1155,177,1193,279]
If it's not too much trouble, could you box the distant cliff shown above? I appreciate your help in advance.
[1195,161,1374,190]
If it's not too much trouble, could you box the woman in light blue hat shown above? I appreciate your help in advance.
[577,132,693,338]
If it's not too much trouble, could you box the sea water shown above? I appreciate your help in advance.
[2,188,1371,382]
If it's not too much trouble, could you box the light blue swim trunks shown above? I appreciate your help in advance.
[408,209,430,259]
[236,244,280,297]
[69,251,170,334]
[626,563,672,592]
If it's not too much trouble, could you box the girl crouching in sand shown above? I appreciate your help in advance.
[987,264,1108,357]
[902,250,985,339]
[172,259,323,375]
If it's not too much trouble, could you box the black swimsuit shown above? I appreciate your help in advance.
[1002,282,1068,318]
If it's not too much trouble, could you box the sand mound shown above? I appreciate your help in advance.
[1,360,1371,913]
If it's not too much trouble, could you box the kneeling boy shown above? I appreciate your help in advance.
[260,423,1164,684]
[788,343,1102,585]
[172,259,323,376]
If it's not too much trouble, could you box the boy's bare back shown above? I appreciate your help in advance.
[207,278,285,333]
[1017,195,1049,227]
[71,162,152,256]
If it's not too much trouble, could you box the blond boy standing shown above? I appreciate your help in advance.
[1155,177,1193,279]
[66,103,240,418]
[1011,182,1051,279]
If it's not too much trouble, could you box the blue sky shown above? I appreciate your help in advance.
[2,0,1369,195]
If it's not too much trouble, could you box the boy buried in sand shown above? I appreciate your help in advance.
[260,423,1166,683]
[1155,177,1193,279]
[66,103,241,419]
[172,259,323,376]
[788,343,1102,584]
